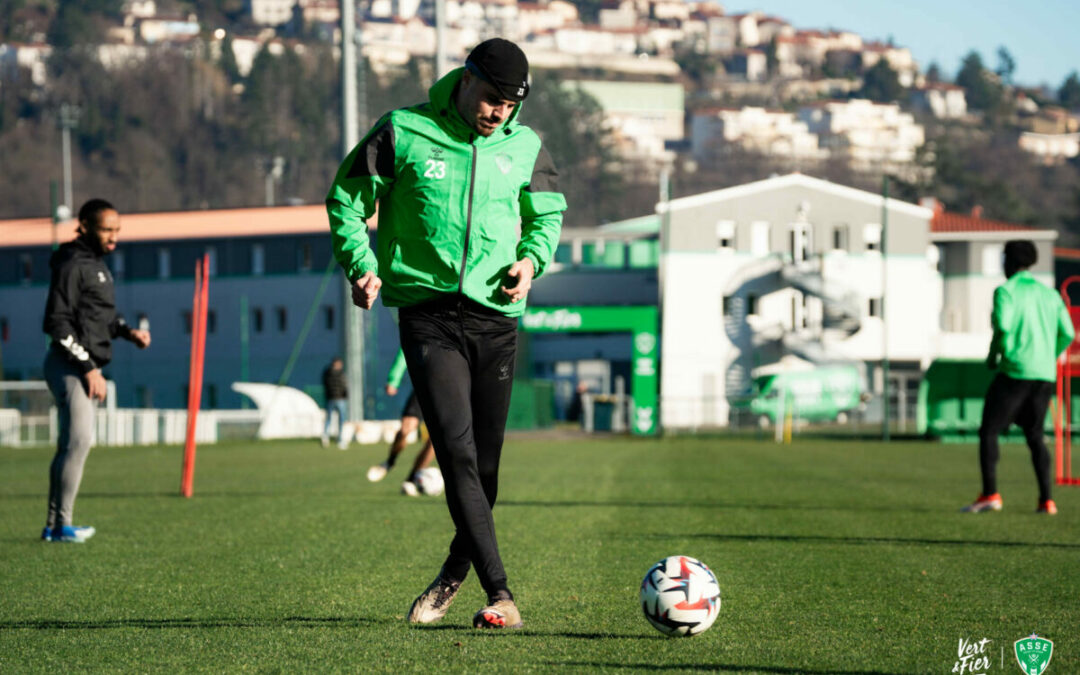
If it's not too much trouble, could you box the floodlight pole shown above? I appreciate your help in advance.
[881,175,890,442]
[341,0,367,424]
[435,0,449,79]
[341,0,359,154]
[58,103,79,215]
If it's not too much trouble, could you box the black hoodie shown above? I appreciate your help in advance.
[42,236,132,373]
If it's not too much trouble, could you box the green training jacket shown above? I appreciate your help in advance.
[988,271,1075,382]
[326,67,567,317]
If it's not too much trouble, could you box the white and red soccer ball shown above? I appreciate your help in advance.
[640,555,721,636]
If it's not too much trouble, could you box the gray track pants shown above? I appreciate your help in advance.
[44,347,96,530]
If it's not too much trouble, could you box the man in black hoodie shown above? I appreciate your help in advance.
[321,357,349,448]
[41,198,151,543]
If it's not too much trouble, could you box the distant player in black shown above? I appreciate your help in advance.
[41,199,151,542]
[321,357,349,449]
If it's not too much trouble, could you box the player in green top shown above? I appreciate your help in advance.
[367,349,436,496]
[963,240,1075,515]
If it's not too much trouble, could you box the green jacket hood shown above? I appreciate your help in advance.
[428,67,525,141]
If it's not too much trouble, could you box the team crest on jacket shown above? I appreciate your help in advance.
[494,154,513,175]
[98,271,107,283]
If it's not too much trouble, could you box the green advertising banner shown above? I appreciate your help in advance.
[521,306,658,435]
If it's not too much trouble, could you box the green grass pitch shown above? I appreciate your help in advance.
[1,434,1078,673]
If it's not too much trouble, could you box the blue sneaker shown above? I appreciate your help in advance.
[51,525,96,543]
[41,527,53,541]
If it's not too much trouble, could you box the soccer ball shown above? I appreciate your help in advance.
[414,467,444,496]
[640,555,721,637]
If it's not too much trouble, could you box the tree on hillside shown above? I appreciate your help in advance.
[765,37,779,78]
[520,72,634,226]
[0,0,27,41]
[858,59,903,103]
[925,62,942,84]
[673,44,718,89]
[995,46,1016,85]
[956,51,1004,113]
[566,0,603,23]
[893,129,1080,243]
[47,0,122,48]
[1060,71,1080,110]
[183,0,248,25]
[219,34,241,83]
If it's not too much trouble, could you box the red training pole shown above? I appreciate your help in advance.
[1056,353,1065,485]
[181,255,209,497]
[1057,276,1080,486]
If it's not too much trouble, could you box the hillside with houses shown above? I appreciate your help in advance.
[1,0,1078,236]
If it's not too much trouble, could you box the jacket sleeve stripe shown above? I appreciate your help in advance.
[346,119,396,179]
[524,145,559,193]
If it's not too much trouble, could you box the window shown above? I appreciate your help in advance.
[299,243,313,272]
[716,220,735,250]
[183,311,214,334]
[324,305,335,330]
[253,307,264,333]
[864,224,882,252]
[832,225,849,251]
[158,248,171,279]
[276,306,287,332]
[205,246,218,277]
[869,298,882,318]
[747,293,759,315]
[789,226,811,262]
[252,244,265,276]
[20,253,32,283]
[1,316,8,342]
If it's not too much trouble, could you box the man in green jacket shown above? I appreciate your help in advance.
[326,38,565,629]
[964,240,1074,515]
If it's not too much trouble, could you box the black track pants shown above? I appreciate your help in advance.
[399,295,518,598]
[978,374,1054,502]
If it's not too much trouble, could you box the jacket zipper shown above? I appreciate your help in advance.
[458,141,478,294]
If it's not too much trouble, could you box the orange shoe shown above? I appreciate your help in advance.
[961,493,1003,513]
[1036,500,1058,515]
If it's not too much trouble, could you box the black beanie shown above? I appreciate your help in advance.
[465,38,530,102]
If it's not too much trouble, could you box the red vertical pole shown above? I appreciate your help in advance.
[1057,355,1065,485]
[1057,276,1080,485]
[1065,358,1072,485]
[181,254,209,497]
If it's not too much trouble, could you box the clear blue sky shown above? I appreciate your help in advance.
[733,1,1080,89]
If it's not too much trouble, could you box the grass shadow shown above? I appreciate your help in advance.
[412,625,658,640]
[543,661,906,674]
[644,532,1080,550]
[500,500,940,514]
[1,616,380,630]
